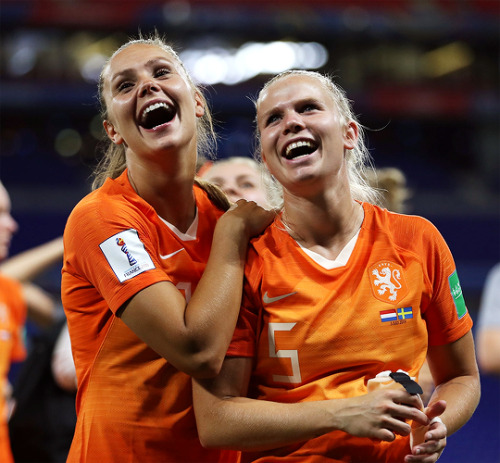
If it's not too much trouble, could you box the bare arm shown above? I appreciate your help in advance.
[22,282,57,327]
[0,236,64,282]
[119,200,274,378]
[426,331,480,435]
[193,357,429,451]
[51,323,77,392]
[404,330,480,463]
[0,237,63,326]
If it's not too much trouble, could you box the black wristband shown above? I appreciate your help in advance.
[389,371,423,395]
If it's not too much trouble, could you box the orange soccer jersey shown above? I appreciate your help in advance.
[227,202,472,463]
[61,169,234,463]
[0,274,27,463]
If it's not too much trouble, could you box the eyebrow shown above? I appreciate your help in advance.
[110,57,173,83]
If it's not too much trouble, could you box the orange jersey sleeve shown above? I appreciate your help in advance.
[61,170,235,463]
[0,274,27,463]
[228,202,472,463]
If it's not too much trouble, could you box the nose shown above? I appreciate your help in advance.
[138,79,160,97]
[6,214,18,234]
[0,213,18,235]
[283,111,305,134]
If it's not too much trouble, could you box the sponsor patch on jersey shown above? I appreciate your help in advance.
[369,261,408,304]
[100,229,155,283]
[448,270,467,319]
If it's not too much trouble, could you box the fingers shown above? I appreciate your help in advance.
[423,417,447,445]
[405,436,446,463]
[405,419,447,463]
[424,400,447,421]
[380,389,429,425]
[368,390,428,439]
[229,200,275,234]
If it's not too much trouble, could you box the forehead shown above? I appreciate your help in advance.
[105,43,178,77]
[259,75,331,111]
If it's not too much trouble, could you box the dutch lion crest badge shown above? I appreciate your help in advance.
[369,261,408,304]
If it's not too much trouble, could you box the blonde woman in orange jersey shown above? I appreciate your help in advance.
[61,34,273,463]
[193,70,480,463]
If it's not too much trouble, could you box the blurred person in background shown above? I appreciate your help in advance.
[476,262,500,375]
[0,181,28,463]
[193,70,480,463]
[2,234,77,463]
[60,33,272,463]
[0,236,62,329]
[364,167,411,214]
[199,156,274,209]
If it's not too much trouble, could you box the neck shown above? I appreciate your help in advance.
[127,161,197,233]
[281,187,364,260]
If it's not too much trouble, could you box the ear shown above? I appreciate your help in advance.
[194,92,205,118]
[103,120,124,145]
[260,147,268,166]
[343,121,358,150]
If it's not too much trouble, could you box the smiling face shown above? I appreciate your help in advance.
[256,74,358,194]
[100,42,204,164]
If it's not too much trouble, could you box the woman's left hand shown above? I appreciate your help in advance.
[405,400,447,463]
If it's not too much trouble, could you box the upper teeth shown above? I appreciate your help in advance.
[286,140,314,157]
[144,102,168,114]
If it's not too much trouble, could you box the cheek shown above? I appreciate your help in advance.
[109,99,130,123]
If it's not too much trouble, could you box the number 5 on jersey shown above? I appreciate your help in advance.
[268,322,302,384]
[176,282,192,302]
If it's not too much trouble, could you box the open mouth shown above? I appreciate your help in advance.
[283,140,318,160]
[139,102,176,130]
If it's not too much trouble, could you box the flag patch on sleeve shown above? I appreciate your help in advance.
[448,270,467,319]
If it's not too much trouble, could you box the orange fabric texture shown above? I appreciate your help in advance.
[228,203,473,463]
[0,274,27,463]
[62,170,234,462]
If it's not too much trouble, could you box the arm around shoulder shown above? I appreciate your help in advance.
[118,201,274,378]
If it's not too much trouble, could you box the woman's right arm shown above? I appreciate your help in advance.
[118,200,274,378]
[193,357,430,451]
[0,236,64,282]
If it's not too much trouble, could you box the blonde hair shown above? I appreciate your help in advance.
[253,70,379,207]
[92,32,217,190]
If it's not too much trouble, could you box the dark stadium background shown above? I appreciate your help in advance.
[1,1,498,461]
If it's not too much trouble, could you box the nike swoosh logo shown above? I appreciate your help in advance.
[159,248,185,260]
[263,291,297,304]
